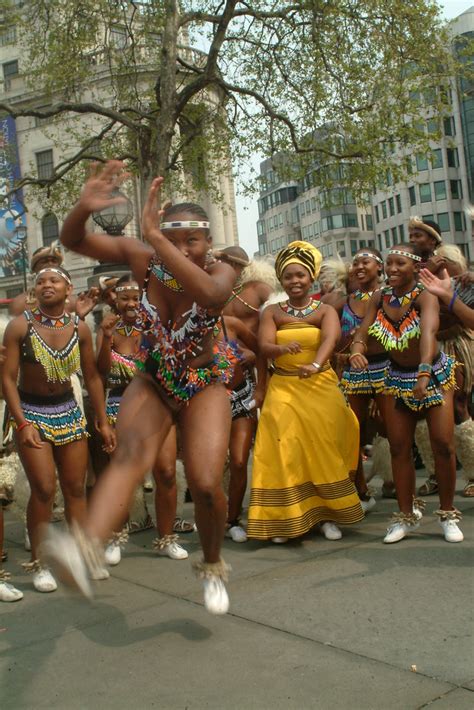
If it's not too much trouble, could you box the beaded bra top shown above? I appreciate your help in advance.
[341,301,363,336]
[22,309,81,382]
[368,283,424,351]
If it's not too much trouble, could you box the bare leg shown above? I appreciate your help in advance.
[180,384,231,563]
[347,394,372,498]
[382,397,418,514]
[152,425,178,537]
[425,390,456,511]
[227,416,254,523]
[54,438,88,528]
[16,437,57,561]
[85,377,173,542]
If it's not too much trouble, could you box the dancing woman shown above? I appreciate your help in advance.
[2,266,115,592]
[247,241,363,543]
[349,244,463,544]
[42,161,237,614]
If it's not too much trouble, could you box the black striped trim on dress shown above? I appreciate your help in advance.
[247,504,364,540]
[250,479,356,507]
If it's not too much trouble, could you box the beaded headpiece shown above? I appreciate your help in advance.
[160,221,210,230]
[115,284,139,293]
[408,216,442,245]
[387,249,422,262]
[35,267,72,285]
[30,244,63,272]
[353,252,384,266]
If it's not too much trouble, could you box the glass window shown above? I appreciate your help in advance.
[332,215,344,229]
[447,148,459,168]
[300,202,306,216]
[427,118,439,135]
[305,200,310,213]
[419,183,432,203]
[409,186,416,206]
[431,149,443,169]
[42,213,59,247]
[321,217,329,232]
[391,227,397,243]
[110,27,128,49]
[0,27,17,47]
[336,240,346,257]
[311,197,317,212]
[375,205,379,223]
[350,240,358,256]
[360,239,366,248]
[36,149,54,179]
[3,60,18,80]
[366,214,373,230]
[437,213,450,232]
[453,212,464,231]
[422,214,433,222]
[384,230,390,249]
[347,214,358,228]
[396,194,402,213]
[434,181,447,200]
[377,235,383,251]
[450,180,462,199]
[388,197,395,216]
[416,155,428,171]
[398,224,405,240]
[381,201,387,219]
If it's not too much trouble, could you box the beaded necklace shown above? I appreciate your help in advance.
[383,283,423,308]
[31,306,72,329]
[352,290,374,302]
[114,319,142,338]
[151,258,183,293]
[25,310,80,382]
[368,284,423,352]
[280,299,321,318]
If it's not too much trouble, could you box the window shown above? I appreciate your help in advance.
[377,235,383,251]
[3,60,19,81]
[396,194,402,213]
[391,227,397,243]
[332,215,344,229]
[388,197,395,217]
[443,116,455,137]
[41,213,59,247]
[422,214,433,222]
[409,186,416,206]
[0,27,17,46]
[450,180,462,199]
[350,240,358,256]
[346,214,358,228]
[375,205,379,223]
[381,201,387,219]
[36,149,54,179]
[447,148,459,168]
[426,118,439,135]
[366,214,373,230]
[336,240,346,257]
[110,27,127,49]
[384,230,390,249]
[437,213,450,232]
[305,200,310,213]
[431,149,443,169]
[416,155,428,171]
[419,183,432,203]
[311,197,317,212]
[398,224,405,240]
[434,181,447,201]
[453,212,465,231]
[360,240,366,248]
[300,201,306,216]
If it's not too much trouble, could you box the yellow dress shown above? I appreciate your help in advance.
[247,322,363,540]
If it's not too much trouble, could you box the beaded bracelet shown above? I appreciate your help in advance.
[416,372,431,380]
[418,363,433,374]
[312,362,321,370]
[448,292,458,313]
[352,339,367,353]
[348,353,362,362]
[16,421,31,432]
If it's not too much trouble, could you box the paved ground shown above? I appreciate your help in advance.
[1,470,473,710]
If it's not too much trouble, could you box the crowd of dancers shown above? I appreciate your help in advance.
[0,161,472,614]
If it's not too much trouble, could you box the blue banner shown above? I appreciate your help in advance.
[0,115,26,279]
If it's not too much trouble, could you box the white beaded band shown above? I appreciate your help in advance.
[35,267,72,285]
[388,249,422,262]
[115,285,139,292]
[353,252,384,266]
[160,220,210,230]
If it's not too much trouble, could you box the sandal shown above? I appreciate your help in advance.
[172,517,196,534]
[417,477,439,496]
[462,480,474,498]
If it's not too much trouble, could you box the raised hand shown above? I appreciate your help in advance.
[141,177,166,246]
[79,161,129,215]
[100,313,120,339]
[419,268,452,300]
[76,287,100,320]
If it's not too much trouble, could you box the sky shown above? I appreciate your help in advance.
[233,0,474,257]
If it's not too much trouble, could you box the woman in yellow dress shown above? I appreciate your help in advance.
[247,241,363,542]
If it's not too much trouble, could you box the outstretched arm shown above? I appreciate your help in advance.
[419,268,474,328]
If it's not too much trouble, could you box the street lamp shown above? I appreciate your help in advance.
[92,187,133,235]
[13,224,28,291]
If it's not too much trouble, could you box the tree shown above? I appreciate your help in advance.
[0,0,470,217]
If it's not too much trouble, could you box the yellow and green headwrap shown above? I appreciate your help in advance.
[275,241,322,282]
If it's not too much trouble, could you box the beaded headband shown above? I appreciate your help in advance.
[115,284,139,293]
[387,249,422,262]
[353,252,384,266]
[160,220,210,230]
[35,267,72,285]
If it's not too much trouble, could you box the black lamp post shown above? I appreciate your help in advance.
[92,187,133,236]
[13,224,28,291]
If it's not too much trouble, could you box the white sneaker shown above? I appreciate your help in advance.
[33,567,57,593]
[360,497,376,513]
[226,525,247,543]
[104,543,121,566]
[438,518,464,543]
[384,519,419,544]
[40,526,92,599]
[89,566,110,580]
[0,581,23,602]
[156,541,188,560]
[203,576,229,615]
[271,536,288,544]
[24,529,31,552]
[413,498,425,521]
[320,522,342,540]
